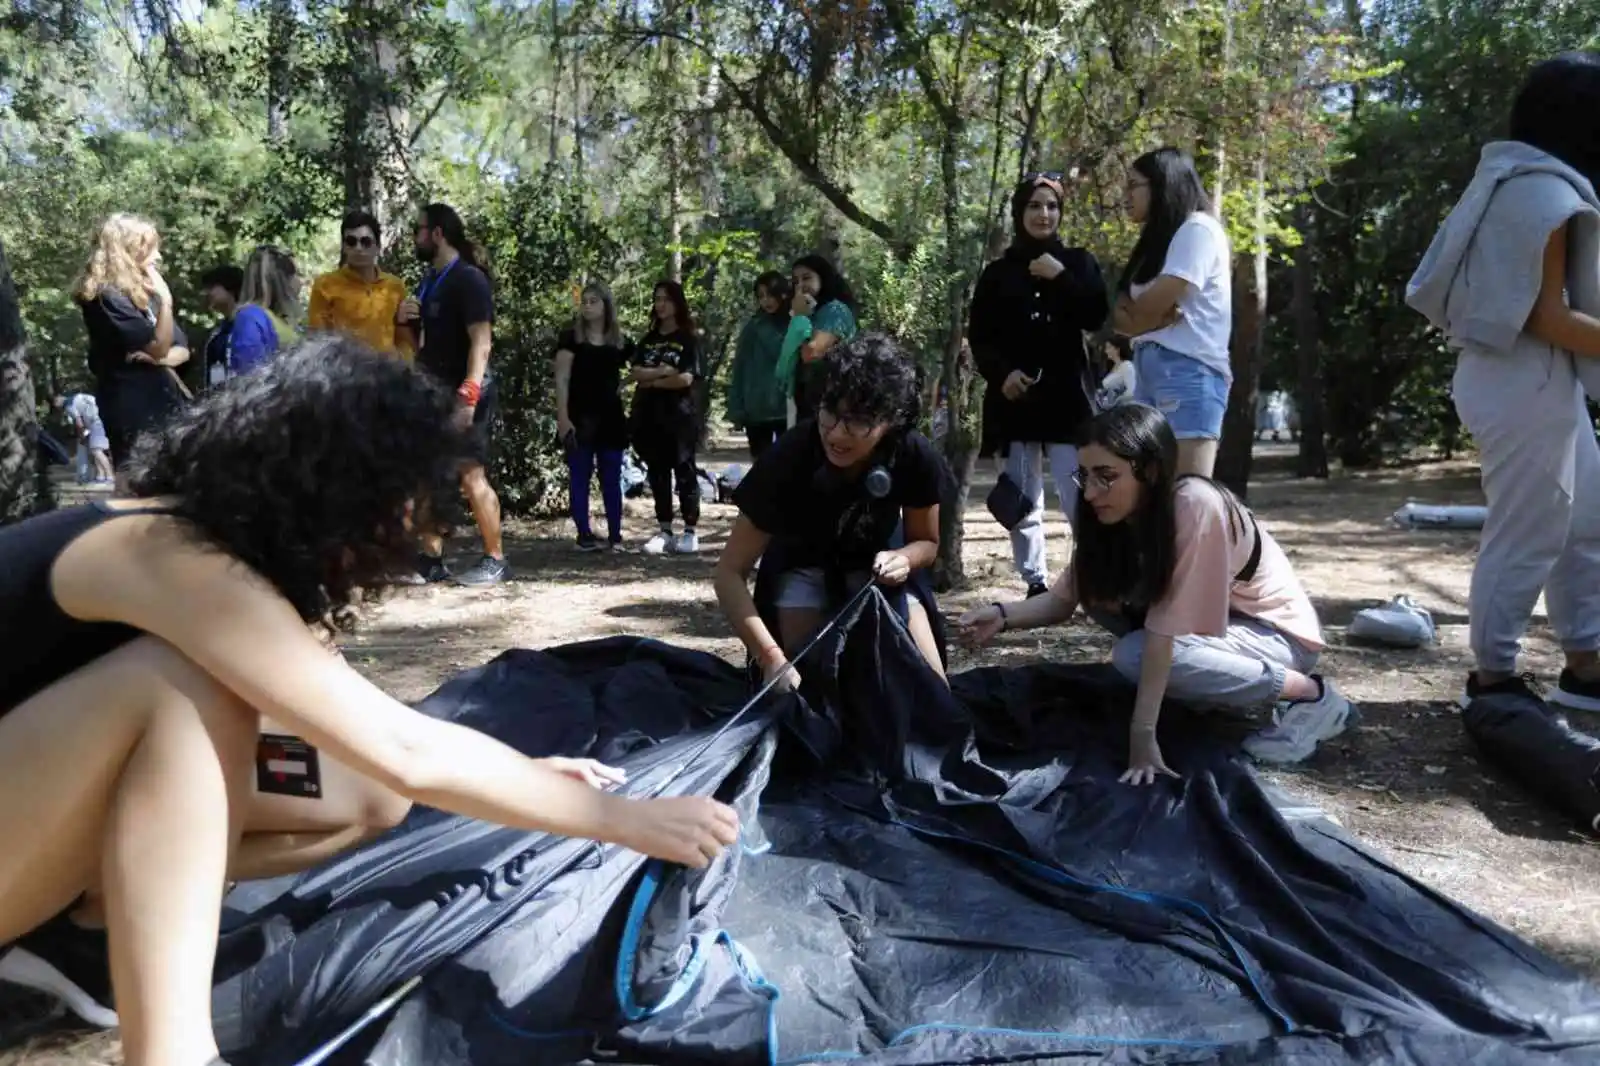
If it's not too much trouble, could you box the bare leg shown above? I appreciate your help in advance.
[77,745,412,915]
[0,636,258,1066]
[1176,438,1219,479]
[461,464,503,559]
[905,600,947,683]
[777,607,826,659]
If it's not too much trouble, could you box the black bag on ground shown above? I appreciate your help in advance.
[985,470,1035,530]
[1462,688,1600,830]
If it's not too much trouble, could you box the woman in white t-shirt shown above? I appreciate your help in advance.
[1112,147,1233,477]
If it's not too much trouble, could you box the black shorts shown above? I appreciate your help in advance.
[464,378,498,468]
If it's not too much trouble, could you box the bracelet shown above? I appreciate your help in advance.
[456,380,482,405]
[994,602,1008,633]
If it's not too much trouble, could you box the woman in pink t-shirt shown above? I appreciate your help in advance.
[959,404,1354,784]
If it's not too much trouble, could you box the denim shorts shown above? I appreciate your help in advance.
[1133,341,1230,440]
[773,567,870,610]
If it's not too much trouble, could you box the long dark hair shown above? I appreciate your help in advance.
[1509,50,1600,185]
[650,279,695,336]
[422,202,490,280]
[1071,403,1248,607]
[754,269,791,307]
[1119,148,1211,291]
[793,253,857,311]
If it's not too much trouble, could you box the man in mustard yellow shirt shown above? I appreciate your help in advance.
[307,210,412,359]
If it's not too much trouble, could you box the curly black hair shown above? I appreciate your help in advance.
[818,331,921,430]
[126,335,472,629]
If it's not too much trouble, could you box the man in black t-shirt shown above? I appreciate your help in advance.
[712,332,954,691]
[397,203,508,587]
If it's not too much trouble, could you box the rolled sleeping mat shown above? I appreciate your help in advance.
[1462,689,1600,830]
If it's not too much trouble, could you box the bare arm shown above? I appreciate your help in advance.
[712,516,785,674]
[895,504,940,572]
[157,343,190,369]
[1526,222,1600,358]
[800,330,839,363]
[1113,275,1188,337]
[57,519,735,863]
[555,347,575,422]
[465,320,492,385]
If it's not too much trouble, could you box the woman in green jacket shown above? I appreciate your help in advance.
[726,271,791,458]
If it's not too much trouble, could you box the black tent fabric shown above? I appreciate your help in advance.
[1462,688,1600,832]
[208,590,1600,1066]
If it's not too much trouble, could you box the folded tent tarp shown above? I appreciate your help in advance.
[174,590,1600,1065]
[1463,687,1600,831]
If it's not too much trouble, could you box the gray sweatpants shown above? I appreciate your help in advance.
[1453,346,1600,673]
[1001,440,1080,588]
[1092,609,1318,708]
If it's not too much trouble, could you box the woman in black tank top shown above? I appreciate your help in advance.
[0,336,738,1066]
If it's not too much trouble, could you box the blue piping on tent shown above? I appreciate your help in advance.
[605,799,1302,1066]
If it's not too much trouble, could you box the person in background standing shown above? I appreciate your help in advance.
[228,245,301,378]
[776,254,858,425]
[1112,147,1233,478]
[1405,50,1600,711]
[726,271,791,459]
[54,393,114,485]
[308,210,411,360]
[555,282,630,552]
[396,202,508,586]
[968,171,1108,599]
[198,265,242,393]
[630,280,702,556]
[73,214,188,475]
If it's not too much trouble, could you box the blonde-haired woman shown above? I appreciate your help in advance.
[555,282,631,550]
[74,214,189,471]
[227,245,302,377]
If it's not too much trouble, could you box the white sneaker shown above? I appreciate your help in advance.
[641,530,672,555]
[1243,677,1355,764]
[675,530,700,554]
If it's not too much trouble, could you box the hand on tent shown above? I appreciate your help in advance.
[544,756,627,790]
[761,650,801,693]
[1120,725,1179,786]
[957,604,1005,647]
[616,795,741,868]
[872,550,910,586]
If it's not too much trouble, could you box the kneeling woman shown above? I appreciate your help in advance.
[0,338,737,1066]
[960,404,1352,783]
[714,332,954,688]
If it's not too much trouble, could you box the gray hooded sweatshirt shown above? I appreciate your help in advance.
[1406,141,1600,381]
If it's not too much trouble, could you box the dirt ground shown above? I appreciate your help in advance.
[7,436,1600,1064]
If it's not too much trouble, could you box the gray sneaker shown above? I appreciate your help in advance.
[1243,676,1355,764]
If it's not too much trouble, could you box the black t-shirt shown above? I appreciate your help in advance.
[629,328,701,430]
[733,422,954,571]
[559,328,629,449]
[416,260,494,385]
[80,289,158,381]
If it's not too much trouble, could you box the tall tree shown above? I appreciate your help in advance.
[0,238,43,524]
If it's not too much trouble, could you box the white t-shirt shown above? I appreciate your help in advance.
[67,393,100,429]
[1129,211,1233,379]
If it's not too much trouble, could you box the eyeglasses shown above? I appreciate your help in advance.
[343,234,377,248]
[1072,468,1120,493]
[817,408,879,439]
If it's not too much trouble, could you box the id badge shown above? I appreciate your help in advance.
[256,734,323,798]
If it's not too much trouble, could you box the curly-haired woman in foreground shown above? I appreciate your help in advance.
[0,337,738,1066]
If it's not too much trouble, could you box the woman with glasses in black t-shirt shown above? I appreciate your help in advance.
[713,332,955,691]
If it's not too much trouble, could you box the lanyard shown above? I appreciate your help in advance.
[417,257,459,308]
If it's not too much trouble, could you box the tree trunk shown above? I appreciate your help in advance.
[266,0,294,143]
[1292,204,1328,478]
[1213,152,1268,498]
[936,128,976,589]
[548,0,563,166]
[0,238,46,524]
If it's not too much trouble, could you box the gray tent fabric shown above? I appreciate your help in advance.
[187,591,1600,1064]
